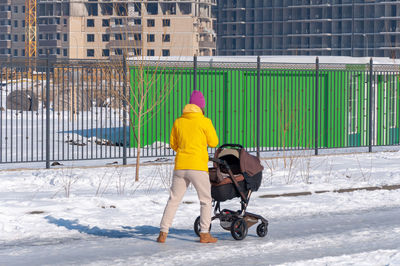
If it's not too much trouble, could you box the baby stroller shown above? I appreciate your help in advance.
[193,144,269,240]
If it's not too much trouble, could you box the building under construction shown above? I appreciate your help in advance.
[216,0,400,58]
[0,0,216,59]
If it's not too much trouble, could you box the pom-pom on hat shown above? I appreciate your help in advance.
[189,90,205,109]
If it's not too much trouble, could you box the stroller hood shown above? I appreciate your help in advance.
[214,146,264,177]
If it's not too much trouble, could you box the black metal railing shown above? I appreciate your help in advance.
[1,56,400,168]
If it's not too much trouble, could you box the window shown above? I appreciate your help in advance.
[102,49,110,57]
[21,49,25,56]
[21,35,25,41]
[22,20,25,28]
[87,19,94,27]
[115,18,123,25]
[14,35,18,42]
[147,19,155,27]
[87,34,95,42]
[146,3,158,15]
[14,6,18,13]
[102,34,110,42]
[115,34,122,40]
[134,19,141,25]
[115,48,122,55]
[162,49,170,56]
[162,34,170,42]
[87,49,95,57]
[147,49,155,56]
[162,19,170,27]
[63,34,67,42]
[22,6,25,13]
[64,19,67,25]
[56,33,60,40]
[63,49,68,57]
[88,3,98,16]
[134,34,141,41]
[102,19,110,27]
[14,50,18,56]
[14,20,18,27]
[147,34,155,42]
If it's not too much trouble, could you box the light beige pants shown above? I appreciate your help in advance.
[160,169,212,233]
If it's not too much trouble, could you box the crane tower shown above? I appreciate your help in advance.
[25,0,37,58]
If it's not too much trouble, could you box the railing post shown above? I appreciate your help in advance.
[315,57,319,156]
[46,51,50,168]
[123,53,127,165]
[369,58,373,152]
[193,55,197,91]
[257,56,261,158]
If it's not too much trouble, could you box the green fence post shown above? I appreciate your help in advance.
[369,58,373,152]
[315,57,319,155]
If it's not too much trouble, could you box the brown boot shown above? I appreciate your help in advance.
[157,231,168,243]
[199,232,217,243]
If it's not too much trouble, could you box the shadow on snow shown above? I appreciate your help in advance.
[44,215,194,241]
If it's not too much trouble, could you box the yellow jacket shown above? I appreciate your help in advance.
[170,104,219,172]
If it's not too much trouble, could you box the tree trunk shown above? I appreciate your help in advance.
[135,114,141,182]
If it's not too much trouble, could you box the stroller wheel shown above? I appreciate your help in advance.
[230,218,248,240]
[256,222,268,237]
[194,216,212,237]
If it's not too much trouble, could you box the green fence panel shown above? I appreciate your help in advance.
[129,63,400,152]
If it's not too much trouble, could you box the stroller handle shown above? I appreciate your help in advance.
[219,143,243,149]
[209,157,230,170]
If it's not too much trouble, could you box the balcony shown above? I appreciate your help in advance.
[107,25,142,33]
[39,24,62,32]
[0,40,11,48]
[0,11,11,19]
[107,40,142,48]
[38,40,62,47]
[199,40,216,49]
[0,24,11,32]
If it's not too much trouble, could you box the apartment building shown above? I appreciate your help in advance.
[0,0,216,60]
[0,0,26,58]
[216,0,400,58]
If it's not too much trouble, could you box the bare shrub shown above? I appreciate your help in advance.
[95,168,113,197]
[52,166,79,198]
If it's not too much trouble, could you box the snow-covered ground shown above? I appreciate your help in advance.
[1,150,400,265]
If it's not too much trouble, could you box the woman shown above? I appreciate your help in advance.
[157,90,219,243]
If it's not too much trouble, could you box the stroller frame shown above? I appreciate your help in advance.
[194,145,269,241]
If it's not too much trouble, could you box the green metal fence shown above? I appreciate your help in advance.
[129,58,400,156]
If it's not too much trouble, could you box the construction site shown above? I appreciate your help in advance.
[0,0,216,60]
[216,0,400,58]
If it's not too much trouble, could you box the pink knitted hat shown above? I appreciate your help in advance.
[189,90,205,109]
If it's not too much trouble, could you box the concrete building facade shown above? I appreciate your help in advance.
[216,0,400,58]
[0,0,216,59]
